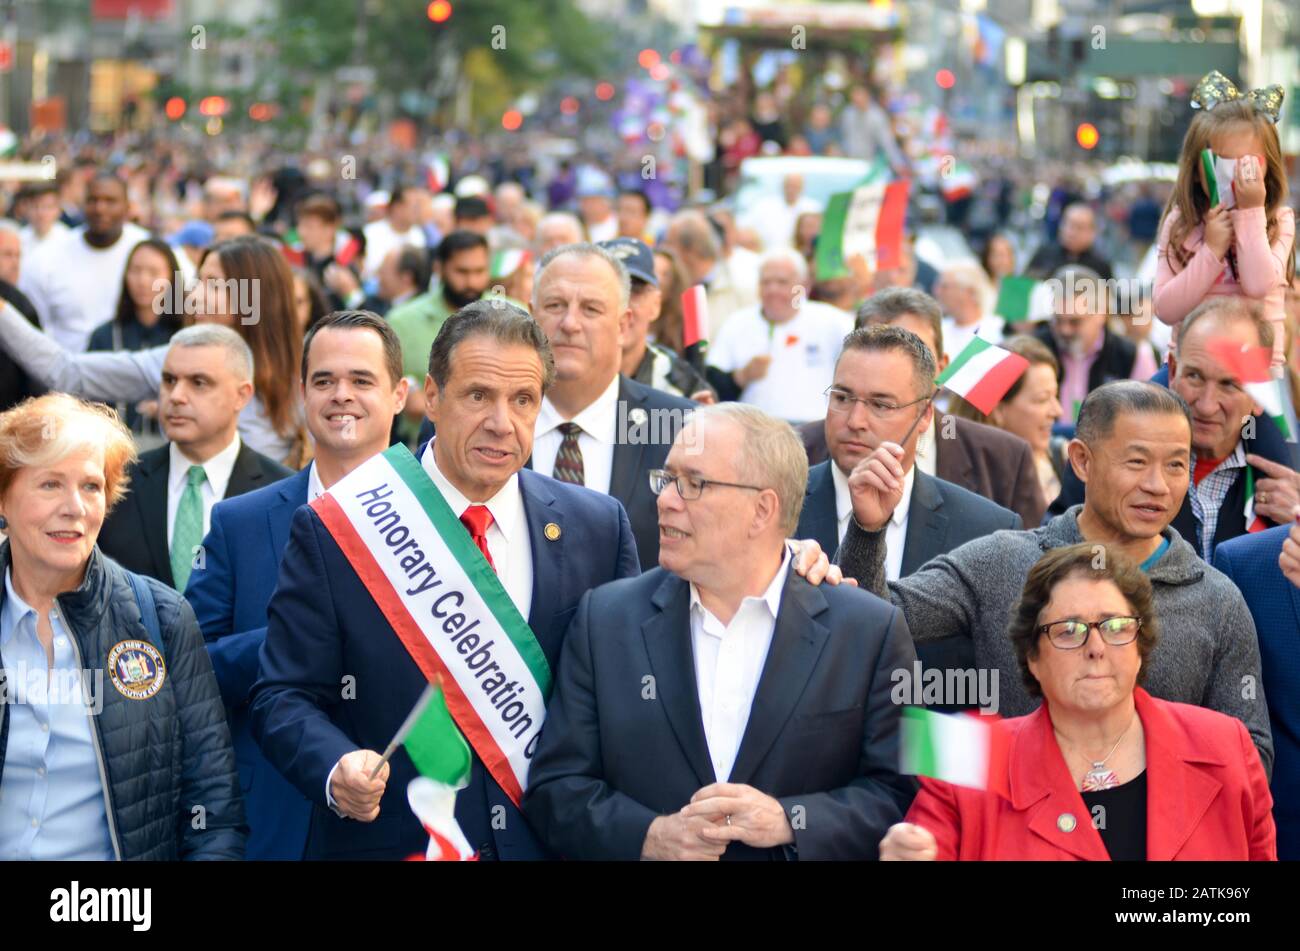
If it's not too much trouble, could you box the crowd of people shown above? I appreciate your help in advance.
[0,67,1297,863]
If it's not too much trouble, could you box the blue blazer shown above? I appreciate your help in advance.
[248,464,641,861]
[185,466,313,861]
[1213,525,1300,861]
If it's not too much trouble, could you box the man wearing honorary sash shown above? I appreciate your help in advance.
[248,300,639,860]
[524,403,919,860]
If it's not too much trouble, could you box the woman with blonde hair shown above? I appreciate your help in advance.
[0,394,244,859]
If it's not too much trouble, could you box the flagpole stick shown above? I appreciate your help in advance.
[897,388,940,450]
[368,741,400,780]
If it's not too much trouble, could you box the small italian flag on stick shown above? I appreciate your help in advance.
[681,284,709,349]
[935,336,1031,415]
[395,683,476,861]
[490,248,530,281]
[900,707,1010,795]
[1206,338,1296,441]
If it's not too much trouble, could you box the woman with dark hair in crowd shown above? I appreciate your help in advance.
[0,235,307,466]
[86,238,187,448]
[949,334,1068,506]
[652,246,691,357]
[290,265,331,335]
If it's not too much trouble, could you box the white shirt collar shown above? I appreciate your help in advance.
[688,544,792,627]
[914,424,937,476]
[307,460,325,501]
[536,373,621,446]
[829,458,915,525]
[890,465,917,529]
[1,567,34,645]
[420,441,524,545]
[169,433,242,499]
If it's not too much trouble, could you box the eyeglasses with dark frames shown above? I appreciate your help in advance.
[1036,616,1142,650]
[648,468,765,501]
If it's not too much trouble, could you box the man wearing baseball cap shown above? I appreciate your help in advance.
[601,237,712,401]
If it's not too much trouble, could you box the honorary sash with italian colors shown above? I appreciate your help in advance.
[310,444,551,804]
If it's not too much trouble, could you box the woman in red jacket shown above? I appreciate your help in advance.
[881,542,1276,861]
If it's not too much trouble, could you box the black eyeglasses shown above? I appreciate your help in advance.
[1036,616,1142,650]
[648,469,765,501]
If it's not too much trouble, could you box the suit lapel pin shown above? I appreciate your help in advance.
[1057,813,1077,833]
[544,522,561,541]
[630,408,648,427]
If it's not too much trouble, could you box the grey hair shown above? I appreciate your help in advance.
[855,287,944,356]
[427,299,556,392]
[168,323,254,383]
[534,242,631,312]
[939,262,993,312]
[685,403,808,537]
[1075,380,1192,448]
[759,246,810,282]
[1176,295,1272,352]
[666,210,722,263]
[537,212,584,242]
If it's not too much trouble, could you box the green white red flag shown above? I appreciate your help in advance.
[815,178,910,279]
[681,284,709,348]
[900,707,1010,795]
[395,683,475,861]
[935,336,1031,415]
[1206,338,1295,441]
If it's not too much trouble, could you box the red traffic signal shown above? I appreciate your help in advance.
[427,0,452,22]
[198,96,228,117]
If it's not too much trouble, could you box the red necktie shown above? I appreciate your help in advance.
[460,504,496,571]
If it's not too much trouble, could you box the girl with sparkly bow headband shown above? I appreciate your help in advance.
[1154,71,1294,368]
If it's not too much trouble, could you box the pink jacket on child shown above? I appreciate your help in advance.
[1154,204,1294,359]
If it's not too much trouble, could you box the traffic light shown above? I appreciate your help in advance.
[427,0,452,22]
[1076,122,1099,149]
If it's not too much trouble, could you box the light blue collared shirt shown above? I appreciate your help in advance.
[0,568,114,860]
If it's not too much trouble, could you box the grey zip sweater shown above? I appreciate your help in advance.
[835,504,1273,776]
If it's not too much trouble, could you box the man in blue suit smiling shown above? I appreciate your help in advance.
[186,310,411,859]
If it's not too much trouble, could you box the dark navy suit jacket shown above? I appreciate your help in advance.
[248,462,640,860]
[185,466,313,860]
[797,461,1020,712]
[1214,525,1300,861]
[796,461,1022,573]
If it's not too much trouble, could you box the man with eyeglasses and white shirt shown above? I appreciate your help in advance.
[797,325,1021,713]
[796,325,1020,576]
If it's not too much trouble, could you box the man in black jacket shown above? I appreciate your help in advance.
[1025,203,1113,280]
[99,325,292,588]
[1033,266,1153,425]
[524,404,916,860]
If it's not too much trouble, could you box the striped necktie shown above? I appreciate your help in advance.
[170,464,207,590]
[552,422,585,485]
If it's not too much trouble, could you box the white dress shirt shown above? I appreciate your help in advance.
[689,547,791,783]
[420,442,533,622]
[166,434,243,551]
[531,374,620,495]
[832,460,914,581]
[307,460,326,502]
[914,423,937,478]
[941,313,1005,362]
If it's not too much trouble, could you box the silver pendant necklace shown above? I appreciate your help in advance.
[1060,714,1137,792]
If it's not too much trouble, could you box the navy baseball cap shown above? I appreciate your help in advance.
[598,237,657,287]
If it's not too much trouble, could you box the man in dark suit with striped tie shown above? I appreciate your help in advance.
[528,242,695,570]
